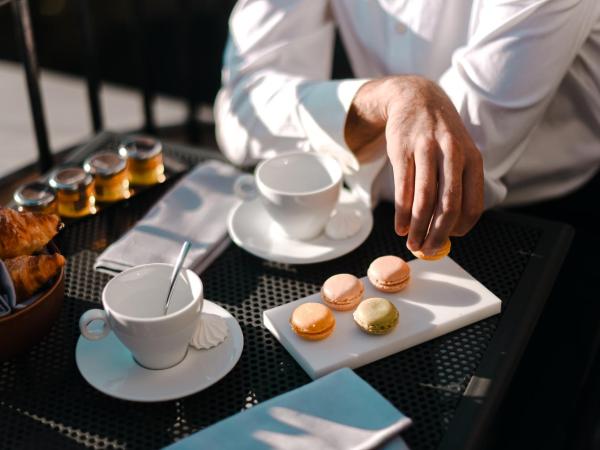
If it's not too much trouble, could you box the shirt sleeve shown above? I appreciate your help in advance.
[214,0,368,171]
[439,0,598,207]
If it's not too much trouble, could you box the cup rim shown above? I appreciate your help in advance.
[255,151,342,196]
[102,263,203,323]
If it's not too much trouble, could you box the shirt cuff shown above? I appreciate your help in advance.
[297,79,370,173]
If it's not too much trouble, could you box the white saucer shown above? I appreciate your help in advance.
[75,300,243,402]
[227,190,373,264]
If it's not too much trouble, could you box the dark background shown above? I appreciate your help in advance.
[0,0,235,108]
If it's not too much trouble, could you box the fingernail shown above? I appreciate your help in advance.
[406,239,418,251]
[396,225,408,236]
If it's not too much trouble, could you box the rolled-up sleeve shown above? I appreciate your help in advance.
[439,0,597,207]
[214,0,367,171]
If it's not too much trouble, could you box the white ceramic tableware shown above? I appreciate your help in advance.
[263,258,502,379]
[79,263,203,370]
[76,300,244,402]
[228,188,373,264]
[240,152,343,240]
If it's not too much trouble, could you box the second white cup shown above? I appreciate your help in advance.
[237,152,342,240]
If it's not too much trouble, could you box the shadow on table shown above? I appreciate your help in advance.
[400,278,482,308]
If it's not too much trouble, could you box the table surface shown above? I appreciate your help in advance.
[0,133,573,450]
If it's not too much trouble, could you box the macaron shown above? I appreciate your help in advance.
[353,297,399,335]
[367,255,410,293]
[290,302,336,341]
[321,273,364,311]
[411,238,451,261]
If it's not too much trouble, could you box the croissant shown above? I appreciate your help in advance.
[0,207,61,259]
[4,253,65,301]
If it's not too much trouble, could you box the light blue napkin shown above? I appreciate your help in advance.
[0,260,16,317]
[166,368,411,450]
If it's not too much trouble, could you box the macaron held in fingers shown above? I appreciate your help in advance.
[411,238,451,261]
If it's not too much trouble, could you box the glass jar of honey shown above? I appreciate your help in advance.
[13,181,57,215]
[119,136,165,186]
[49,167,96,218]
[84,152,130,202]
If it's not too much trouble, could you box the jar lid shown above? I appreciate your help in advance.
[13,181,56,207]
[49,167,93,191]
[84,152,126,177]
[118,136,162,160]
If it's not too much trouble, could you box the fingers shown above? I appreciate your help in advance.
[386,123,415,236]
[421,134,463,253]
[452,150,484,236]
[392,157,415,236]
[407,138,438,252]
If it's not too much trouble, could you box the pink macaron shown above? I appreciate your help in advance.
[320,273,364,311]
[367,255,411,293]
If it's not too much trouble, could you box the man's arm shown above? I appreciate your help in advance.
[439,0,599,202]
[345,76,484,255]
[216,0,484,256]
[215,0,366,170]
[344,0,598,254]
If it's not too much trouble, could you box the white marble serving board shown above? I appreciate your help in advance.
[263,257,502,379]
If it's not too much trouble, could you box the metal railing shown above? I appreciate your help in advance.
[6,0,216,174]
[10,0,52,172]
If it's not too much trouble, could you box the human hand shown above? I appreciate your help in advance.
[344,75,484,255]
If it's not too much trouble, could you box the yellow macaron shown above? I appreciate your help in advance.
[411,238,451,261]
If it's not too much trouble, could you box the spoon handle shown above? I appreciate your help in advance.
[164,241,192,315]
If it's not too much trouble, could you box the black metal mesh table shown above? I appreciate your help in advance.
[0,134,573,450]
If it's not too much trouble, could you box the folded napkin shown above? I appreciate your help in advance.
[0,261,16,318]
[165,368,411,450]
[95,160,241,276]
[0,260,40,318]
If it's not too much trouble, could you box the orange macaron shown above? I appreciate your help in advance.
[367,255,411,293]
[411,238,451,261]
[290,302,336,341]
[321,274,364,311]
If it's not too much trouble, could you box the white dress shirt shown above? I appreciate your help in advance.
[215,0,600,207]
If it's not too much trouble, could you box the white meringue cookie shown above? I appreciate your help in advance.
[325,208,364,240]
[190,313,229,350]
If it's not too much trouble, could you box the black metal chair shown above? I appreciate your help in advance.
[5,0,234,173]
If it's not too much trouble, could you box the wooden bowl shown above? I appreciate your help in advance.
[0,246,65,360]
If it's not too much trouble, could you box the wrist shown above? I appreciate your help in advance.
[344,75,431,154]
[344,79,388,156]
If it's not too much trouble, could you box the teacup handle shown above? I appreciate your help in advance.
[233,174,257,201]
[79,309,110,341]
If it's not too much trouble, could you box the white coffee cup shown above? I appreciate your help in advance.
[235,152,343,240]
[79,263,203,370]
